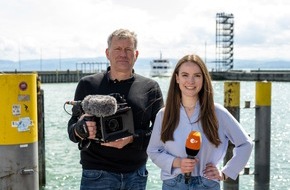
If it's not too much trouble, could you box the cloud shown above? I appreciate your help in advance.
[0,0,290,61]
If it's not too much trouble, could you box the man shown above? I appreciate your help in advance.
[67,28,164,190]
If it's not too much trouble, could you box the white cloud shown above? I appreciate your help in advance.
[0,0,290,61]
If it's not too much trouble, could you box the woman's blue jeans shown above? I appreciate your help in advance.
[162,174,220,190]
[80,164,148,190]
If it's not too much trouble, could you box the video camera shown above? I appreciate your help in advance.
[93,95,134,143]
[66,93,134,144]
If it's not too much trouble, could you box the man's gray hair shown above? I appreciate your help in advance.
[107,29,138,50]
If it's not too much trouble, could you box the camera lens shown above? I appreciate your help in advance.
[108,119,119,132]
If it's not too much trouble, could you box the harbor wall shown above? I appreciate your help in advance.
[2,70,290,83]
[2,71,94,83]
[210,70,290,82]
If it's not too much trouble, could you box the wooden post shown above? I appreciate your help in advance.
[37,78,46,188]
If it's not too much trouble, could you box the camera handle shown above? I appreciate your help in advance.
[78,139,91,151]
[75,116,96,150]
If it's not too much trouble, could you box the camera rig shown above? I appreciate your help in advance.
[65,93,135,144]
[95,100,134,143]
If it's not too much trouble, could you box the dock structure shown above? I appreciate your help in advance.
[75,61,108,73]
[210,70,290,82]
[36,70,96,83]
[2,69,290,83]
[0,61,109,83]
[2,70,98,83]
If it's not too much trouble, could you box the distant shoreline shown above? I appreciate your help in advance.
[1,57,290,72]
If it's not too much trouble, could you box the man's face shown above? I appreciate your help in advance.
[106,37,138,73]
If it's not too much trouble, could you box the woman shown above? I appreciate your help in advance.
[147,54,253,190]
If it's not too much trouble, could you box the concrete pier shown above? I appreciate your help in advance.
[210,70,290,82]
[3,70,98,83]
[2,69,290,83]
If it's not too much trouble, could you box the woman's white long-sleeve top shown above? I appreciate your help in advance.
[147,102,253,181]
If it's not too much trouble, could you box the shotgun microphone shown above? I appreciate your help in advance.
[81,95,117,117]
[184,131,202,184]
[66,94,118,117]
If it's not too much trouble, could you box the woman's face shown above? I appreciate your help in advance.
[176,61,203,98]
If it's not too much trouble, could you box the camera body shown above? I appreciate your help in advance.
[95,105,134,143]
[72,93,135,143]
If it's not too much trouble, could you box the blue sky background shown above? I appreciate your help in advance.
[0,0,289,61]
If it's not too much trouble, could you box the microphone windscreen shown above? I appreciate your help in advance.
[81,95,118,117]
[185,131,201,157]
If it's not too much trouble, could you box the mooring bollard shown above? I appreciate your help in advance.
[0,74,39,190]
[223,81,240,190]
[254,81,271,190]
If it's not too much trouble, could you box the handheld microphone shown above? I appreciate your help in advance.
[66,94,118,117]
[184,131,202,184]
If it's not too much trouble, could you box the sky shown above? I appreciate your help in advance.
[0,0,290,61]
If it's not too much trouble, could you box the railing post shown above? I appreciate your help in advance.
[254,81,271,190]
[223,81,240,190]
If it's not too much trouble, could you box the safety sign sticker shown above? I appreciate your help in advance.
[11,117,33,132]
[12,104,21,116]
[18,94,30,101]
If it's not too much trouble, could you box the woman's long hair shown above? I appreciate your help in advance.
[161,54,221,147]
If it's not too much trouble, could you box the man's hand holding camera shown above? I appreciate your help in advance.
[74,114,97,140]
[74,113,133,149]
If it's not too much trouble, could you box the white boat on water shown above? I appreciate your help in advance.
[150,53,173,77]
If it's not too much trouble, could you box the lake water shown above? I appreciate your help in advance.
[41,65,290,190]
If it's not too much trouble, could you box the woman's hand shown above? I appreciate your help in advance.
[203,163,227,181]
[173,157,199,174]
